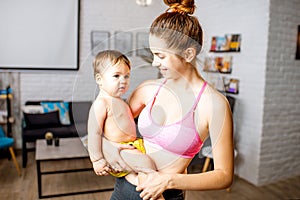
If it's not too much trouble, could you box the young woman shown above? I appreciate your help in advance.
[105,1,234,199]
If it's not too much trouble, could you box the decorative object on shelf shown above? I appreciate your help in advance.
[296,25,300,60]
[210,34,241,52]
[54,137,60,147]
[114,31,133,56]
[204,55,232,74]
[91,31,110,56]
[223,77,239,94]
[45,132,53,145]
[136,0,152,7]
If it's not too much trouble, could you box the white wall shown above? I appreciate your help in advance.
[196,0,270,185]
[260,0,300,185]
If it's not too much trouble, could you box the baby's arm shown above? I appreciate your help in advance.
[87,101,110,175]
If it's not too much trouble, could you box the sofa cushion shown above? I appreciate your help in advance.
[23,125,76,141]
[41,101,71,125]
[23,110,61,129]
[22,105,44,114]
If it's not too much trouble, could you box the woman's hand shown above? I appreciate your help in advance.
[102,137,135,172]
[136,172,171,200]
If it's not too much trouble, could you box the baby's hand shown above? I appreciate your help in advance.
[92,158,111,176]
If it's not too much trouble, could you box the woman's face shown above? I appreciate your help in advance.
[98,62,130,98]
[149,35,186,79]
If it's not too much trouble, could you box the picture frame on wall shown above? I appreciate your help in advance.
[223,77,239,94]
[91,31,110,56]
[136,32,150,55]
[204,55,232,74]
[210,34,241,52]
[114,31,133,56]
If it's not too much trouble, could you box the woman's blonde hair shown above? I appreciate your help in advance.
[150,0,203,55]
[93,50,130,78]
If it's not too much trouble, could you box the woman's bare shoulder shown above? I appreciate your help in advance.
[202,84,230,110]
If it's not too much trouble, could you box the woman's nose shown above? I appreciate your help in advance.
[152,58,160,67]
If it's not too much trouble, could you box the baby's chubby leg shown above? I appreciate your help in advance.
[119,149,156,173]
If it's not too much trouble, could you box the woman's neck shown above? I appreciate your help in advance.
[170,66,204,88]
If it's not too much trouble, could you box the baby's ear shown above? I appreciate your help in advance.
[183,47,196,62]
[95,73,102,85]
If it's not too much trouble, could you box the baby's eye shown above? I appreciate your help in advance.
[125,75,130,79]
[113,74,120,78]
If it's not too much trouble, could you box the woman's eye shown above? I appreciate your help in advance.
[155,53,165,59]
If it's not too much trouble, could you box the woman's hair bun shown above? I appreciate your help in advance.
[164,0,195,15]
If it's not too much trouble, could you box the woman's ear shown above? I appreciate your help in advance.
[183,48,196,62]
[95,73,102,86]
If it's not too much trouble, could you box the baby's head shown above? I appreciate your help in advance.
[93,50,131,97]
[93,50,130,78]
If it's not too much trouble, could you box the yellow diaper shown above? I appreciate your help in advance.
[109,138,145,177]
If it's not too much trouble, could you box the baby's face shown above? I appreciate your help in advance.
[99,62,130,98]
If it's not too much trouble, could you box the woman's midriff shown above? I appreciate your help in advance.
[125,143,191,185]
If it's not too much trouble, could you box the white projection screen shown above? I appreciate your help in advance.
[0,0,79,70]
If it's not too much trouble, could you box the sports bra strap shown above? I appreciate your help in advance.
[153,79,167,98]
[191,82,207,111]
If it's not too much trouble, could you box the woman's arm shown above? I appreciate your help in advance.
[171,94,234,190]
[128,79,158,118]
[136,93,234,199]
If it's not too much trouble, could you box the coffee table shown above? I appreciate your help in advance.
[35,137,114,198]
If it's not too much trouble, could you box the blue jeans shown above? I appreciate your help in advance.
[110,177,184,200]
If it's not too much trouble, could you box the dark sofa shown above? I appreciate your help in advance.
[22,100,92,167]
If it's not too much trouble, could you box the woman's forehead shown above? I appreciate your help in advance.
[149,35,180,55]
[149,35,167,50]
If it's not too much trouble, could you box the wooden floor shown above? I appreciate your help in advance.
[0,150,300,200]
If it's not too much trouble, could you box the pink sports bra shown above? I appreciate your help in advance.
[138,80,207,158]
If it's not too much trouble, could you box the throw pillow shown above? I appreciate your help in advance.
[40,102,71,125]
[23,111,61,128]
[22,105,44,114]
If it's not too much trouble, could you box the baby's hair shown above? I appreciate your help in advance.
[150,0,203,55]
[93,50,130,78]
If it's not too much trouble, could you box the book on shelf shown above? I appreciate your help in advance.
[204,55,232,74]
[223,77,239,94]
[210,34,241,52]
